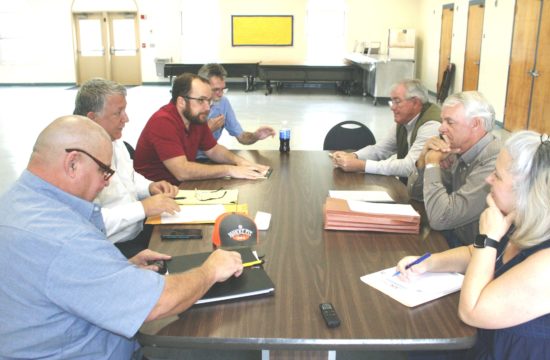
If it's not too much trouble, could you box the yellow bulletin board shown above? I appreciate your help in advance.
[232,15,293,46]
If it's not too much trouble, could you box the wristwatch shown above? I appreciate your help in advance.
[474,234,500,249]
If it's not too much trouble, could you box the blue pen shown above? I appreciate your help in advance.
[393,252,431,276]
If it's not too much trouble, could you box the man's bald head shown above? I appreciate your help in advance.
[28,115,112,200]
[32,115,110,162]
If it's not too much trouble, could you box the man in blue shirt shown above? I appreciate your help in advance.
[0,115,244,359]
[197,63,275,159]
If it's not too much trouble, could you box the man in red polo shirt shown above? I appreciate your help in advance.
[134,73,269,184]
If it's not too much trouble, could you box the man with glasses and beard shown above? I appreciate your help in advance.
[134,73,270,184]
[331,79,441,183]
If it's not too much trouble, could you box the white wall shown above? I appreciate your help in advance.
[416,0,514,122]
[137,0,182,81]
[216,0,308,63]
[0,0,75,84]
[0,0,516,122]
[477,0,515,123]
[346,0,420,56]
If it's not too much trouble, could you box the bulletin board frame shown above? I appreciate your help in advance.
[231,15,294,47]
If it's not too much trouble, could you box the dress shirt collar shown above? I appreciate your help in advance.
[404,112,421,133]
[20,170,106,232]
[459,132,496,166]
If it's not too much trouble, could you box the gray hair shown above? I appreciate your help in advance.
[198,63,227,80]
[73,78,127,116]
[391,79,429,104]
[504,130,550,248]
[442,91,495,132]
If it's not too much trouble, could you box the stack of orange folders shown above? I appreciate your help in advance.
[323,197,420,234]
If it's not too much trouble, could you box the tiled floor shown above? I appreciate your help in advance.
[0,84,393,195]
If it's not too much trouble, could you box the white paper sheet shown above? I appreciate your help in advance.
[347,200,418,217]
[329,190,394,203]
[160,204,226,224]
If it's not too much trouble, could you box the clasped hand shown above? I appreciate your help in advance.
[330,151,364,172]
[419,135,459,168]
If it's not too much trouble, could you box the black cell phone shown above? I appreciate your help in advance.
[161,228,203,240]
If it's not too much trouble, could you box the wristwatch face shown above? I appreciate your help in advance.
[474,234,487,248]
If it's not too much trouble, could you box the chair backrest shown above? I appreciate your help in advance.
[323,120,376,151]
[437,63,456,104]
[123,141,135,160]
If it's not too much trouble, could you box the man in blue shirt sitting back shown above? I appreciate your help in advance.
[196,63,275,159]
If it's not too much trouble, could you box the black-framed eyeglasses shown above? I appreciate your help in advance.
[183,96,213,106]
[195,187,226,201]
[65,148,115,181]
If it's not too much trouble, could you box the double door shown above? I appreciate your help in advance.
[504,0,550,133]
[437,4,454,93]
[74,12,141,85]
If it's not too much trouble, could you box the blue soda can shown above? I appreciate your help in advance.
[279,128,290,152]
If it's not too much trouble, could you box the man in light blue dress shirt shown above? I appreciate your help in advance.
[0,115,244,359]
[197,63,275,159]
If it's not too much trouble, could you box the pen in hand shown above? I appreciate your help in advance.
[393,252,431,277]
[242,259,264,268]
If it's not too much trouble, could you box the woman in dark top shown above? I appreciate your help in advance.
[397,130,550,359]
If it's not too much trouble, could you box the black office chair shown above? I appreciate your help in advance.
[123,141,135,160]
[437,63,455,104]
[323,121,376,151]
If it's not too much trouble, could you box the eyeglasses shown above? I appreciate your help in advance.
[195,187,226,201]
[212,87,228,94]
[65,148,115,181]
[183,96,213,106]
[388,98,413,108]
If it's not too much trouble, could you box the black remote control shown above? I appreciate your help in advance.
[319,303,341,328]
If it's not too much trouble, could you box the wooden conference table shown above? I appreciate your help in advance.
[138,150,476,354]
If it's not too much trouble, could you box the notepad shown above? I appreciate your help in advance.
[360,267,464,307]
[167,247,275,305]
